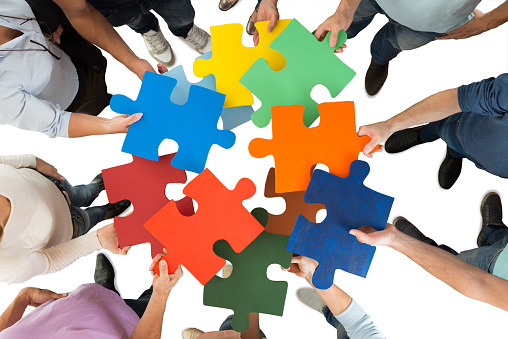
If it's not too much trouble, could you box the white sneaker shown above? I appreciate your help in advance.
[183,328,204,339]
[297,288,326,314]
[142,28,175,66]
[180,24,212,54]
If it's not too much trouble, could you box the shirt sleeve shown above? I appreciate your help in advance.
[458,73,508,117]
[0,87,72,138]
[0,231,102,284]
[334,299,385,339]
[0,154,37,168]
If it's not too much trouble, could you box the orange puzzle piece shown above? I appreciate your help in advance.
[249,102,378,193]
[145,169,265,285]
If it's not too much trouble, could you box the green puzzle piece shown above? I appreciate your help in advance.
[241,19,356,128]
[203,208,292,332]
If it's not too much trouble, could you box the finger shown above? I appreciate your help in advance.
[329,29,340,48]
[159,259,169,276]
[267,13,278,32]
[376,145,384,153]
[363,140,378,156]
[253,30,260,46]
[163,248,168,255]
[127,113,143,125]
[157,63,168,74]
[120,246,130,255]
[291,256,303,264]
[349,229,367,243]
[314,26,326,41]
[173,265,184,276]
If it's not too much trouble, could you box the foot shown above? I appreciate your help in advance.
[94,253,115,288]
[104,200,131,220]
[180,24,211,54]
[91,173,104,192]
[142,28,175,67]
[365,58,389,96]
[438,147,463,189]
[219,0,238,11]
[296,288,326,314]
[393,217,438,246]
[385,126,424,154]
[246,7,258,35]
[223,264,233,278]
[183,328,205,339]
[478,192,506,247]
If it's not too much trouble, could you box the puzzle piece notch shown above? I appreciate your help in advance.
[193,20,291,108]
[241,19,355,128]
[287,161,394,289]
[102,154,194,258]
[249,103,378,193]
[204,208,292,332]
[110,71,236,173]
[145,169,264,285]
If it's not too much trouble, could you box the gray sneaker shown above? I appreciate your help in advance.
[181,24,212,54]
[142,28,175,67]
[182,328,204,339]
[297,288,326,314]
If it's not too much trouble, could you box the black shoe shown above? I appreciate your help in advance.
[393,217,439,246]
[385,126,425,154]
[94,253,115,288]
[365,58,389,96]
[478,192,506,247]
[92,173,105,192]
[104,200,131,220]
[438,147,463,190]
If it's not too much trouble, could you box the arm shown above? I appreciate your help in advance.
[0,155,64,180]
[68,112,142,138]
[314,0,362,49]
[52,0,154,79]
[252,0,279,46]
[350,224,508,312]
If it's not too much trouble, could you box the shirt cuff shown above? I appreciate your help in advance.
[56,111,72,138]
[84,230,103,251]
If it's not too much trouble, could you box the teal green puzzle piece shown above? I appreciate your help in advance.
[203,208,292,332]
[240,19,356,128]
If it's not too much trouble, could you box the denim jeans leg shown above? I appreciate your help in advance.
[151,0,195,37]
[479,226,508,247]
[322,306,350,339]
[457,235,508,273]
[219,315,267,338]
[345,0,383,39]
[124,286,153,318]
[96,2,159,34]
[419,114,468,159]
[71,206,107,237]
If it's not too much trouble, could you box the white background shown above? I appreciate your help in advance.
[1,0,507,338]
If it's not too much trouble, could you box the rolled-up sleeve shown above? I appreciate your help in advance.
[458,74,508,117]
[335,299,385,339]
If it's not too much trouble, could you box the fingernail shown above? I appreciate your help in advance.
[160,260,166,266]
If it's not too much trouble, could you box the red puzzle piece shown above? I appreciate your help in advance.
[145,168,264,285]
[102,154,194,258]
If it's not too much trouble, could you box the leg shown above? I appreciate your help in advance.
[322,306,350,339]
[458,234,508,273]
[124,286,153,318]
[49,177,101,208]
[345,0,383,40]
[94,2,159,34]
[70,205,107,237]
[218,315,267,338]
[151,0,195,38]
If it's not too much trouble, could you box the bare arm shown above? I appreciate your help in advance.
[68,112,142,138]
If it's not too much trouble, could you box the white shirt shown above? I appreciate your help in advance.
[0,0,79,137]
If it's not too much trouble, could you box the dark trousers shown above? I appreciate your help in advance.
[101,283,154,318]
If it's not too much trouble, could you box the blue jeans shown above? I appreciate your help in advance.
[323,306,350,339]
[100,283,153,318]
[346,0,441,64]
[219,315,267,338]
[457,227,508,273]
[95,0,195,37]
[419,113,469,160]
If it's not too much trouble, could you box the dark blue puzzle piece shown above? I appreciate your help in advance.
[287,160,394,289]
[110,71,236,173]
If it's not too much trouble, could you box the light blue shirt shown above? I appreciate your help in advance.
[375,0,481,33]
[493,246,508,280]
[0,0,79,137]
[335,299,385,339]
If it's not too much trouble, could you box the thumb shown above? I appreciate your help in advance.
[267,14,278,32]
[52,292,68,300]
[349,229,369,244]
[127,113,143,125]
[159,259,168,275]
[329,29,339,48]
[363,140,378,156]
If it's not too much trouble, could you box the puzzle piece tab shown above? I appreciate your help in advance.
[204,208,292,332]
[249,102,377,193]
[102,154,194,258]
[110,71,236,173]
[241,19,356,128]
[145,169,264,285]
[193,20,290,108]
[287,161,394,289]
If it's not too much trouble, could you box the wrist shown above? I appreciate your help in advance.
[17,288,31,308]
[152,289,171,302]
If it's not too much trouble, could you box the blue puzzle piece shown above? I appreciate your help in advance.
[110,71,236,173]
[163,53,253,130]
[287,160,394,289]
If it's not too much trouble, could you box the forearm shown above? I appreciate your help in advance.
[335,0,362,17]
[483,1,508,30]
[130,291,167,339]
[68,113,112,138]
[0,290,29,332]
[306,276,352,315]
[241,313,262,339]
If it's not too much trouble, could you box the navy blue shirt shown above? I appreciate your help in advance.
[457,73,508,178]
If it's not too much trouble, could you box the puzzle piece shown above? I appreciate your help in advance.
[193,20,291,108]
[262,167,325,235]
[204,208,292,332]
[164,53,253,130]
[249,102,378,193]
[241,19,356,128]
[102,154,194,258]
[145,169,264,285]
[287,161,394,289]
[110,71,236,173]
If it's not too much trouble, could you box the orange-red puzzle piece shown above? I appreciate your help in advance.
[102,154,194,258]
[145,168,264,285]
[249,102,378,193]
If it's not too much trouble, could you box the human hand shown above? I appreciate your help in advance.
[50,25,64,44]
[35,157,65,181]
[108,113,142,134]
[283,255,319,280]
[149,248,169,276]
[157,63,168,74]
[197,331,241,339]
[349,223,397,247]
[132,58,157,80]
[20,287,68,308]
[97,224,131,255]
[314,11,352,52]
[253,0,279,46]
[152,260,183,298]
[357,122,391,157]
[436,9,487,40]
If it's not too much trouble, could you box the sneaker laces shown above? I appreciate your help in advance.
[486,204,503,226]
[144,30,168,55]
[185,25,208,50]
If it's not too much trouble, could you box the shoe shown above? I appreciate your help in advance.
[219,0,238,11]
[385,126,424,154]
[393,217,438,246]
[296,288,326,314]
[180,24,212,54]
[94,253,115,288]
[142,28,175,67]
[438,147,463,189]
[365,58,389,96]
[246,8,257,35]
[91,173,104,192]
[104,200,131,220]
[183,328,205,339]
[223,264,233,278]
[478,192,506,247]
